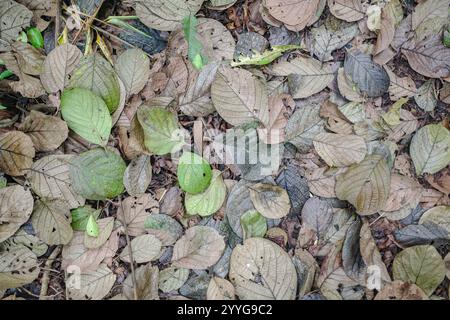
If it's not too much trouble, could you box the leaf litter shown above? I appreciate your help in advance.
[0,0,450,301]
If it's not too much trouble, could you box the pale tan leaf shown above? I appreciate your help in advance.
[265,0,319,31]
[229,237,297,300]
[0,185,34,242]
[337,67,363,102]
[67,264,116,300]
[211,65,269,126]
[402,35,450,78]
[375,280,428,300]
[41,43,82,93]
[270,56,334,98]
[313,132,367,167]
[123,264,159,300]
[123,155,152,196]
[27,155,85,209]
[207,277,235,300]
[384,66,417,101]
[249,183,291,219]
[117,194,159,237]
[382,174,423,212]
[335,155,391,215]
[31,199,73,245]
[115,48,150,96]
[158,267,189,293]
[171,226,225,270]
[19,110,68,151]
[120,234,162,263]
[62,230,119,272]
[327,0,365,22]
[0,245,39,290]
[0,131,35,176]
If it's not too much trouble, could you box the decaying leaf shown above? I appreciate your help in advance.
[336,155,391,215]
[207,277,235,300]
[229,237,297,300]
[0,245,40,290]
[120,234,162,263]
[67,264,116,300]
[249,183,291,219]
[0,131,35,176]
[171,226,225,270]
[115,48,150,96]
[0,185,34,242]
[327,0,365,22]
[123,155,152,196]
[123,263,159,300]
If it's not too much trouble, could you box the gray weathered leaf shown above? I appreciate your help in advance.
[120,234,162,263]
[414,80,437,112]
[115,48,150,97]
[327,0,365,22]
[123,155,152,196]
[0,1,32,50]
[249,183,291,219]
[276,164,310,216]
[344,49,390,97]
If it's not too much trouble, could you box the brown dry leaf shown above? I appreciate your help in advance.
[411,0,450,40]
[171,226,225,270]
[67,264,116,300]
[374,0,399,55]
[402,35,450,78]
[19,110,68,152]
[257,93,293,144]
[123,264,159,300]
[40,43,82,93]
[265,0,319,31]
[117,194,159,237]
[123,155,152,196]
[229,237,297,300]
[359,221,391,286]
[305,167,343,198]
[207,277,235,300]
[27,155,85,209]
[160,186,183,217]
[384,66,417,101]
[120,234,162,263]
[337,67,364,102]
[31,199,73,245]
[420,188,450,208]
[382,174,423,212]
[211,65,269,126]
[0,131,35,176]
[0,185,34,242]
[61,230,119,272]
[425,170,450,195]
[312,132,367,167]
[249,183,291,219]
[375,280,428,300]
[327,0,365,22]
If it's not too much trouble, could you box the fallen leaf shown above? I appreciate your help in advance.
[249,183,291,219]
[120,234,162,263]
[0,131,35,176]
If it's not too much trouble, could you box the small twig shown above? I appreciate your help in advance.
[39,246,62,300]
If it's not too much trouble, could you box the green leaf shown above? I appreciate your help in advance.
[60,88,112,146]
[71,206,101,231]
[410,124,450,175]
[177,152,212,194]
[393,245,445,296]
[240,210,267,239]
[231,45,301,67]
[69,148,126,200]
[136,106,184,155]
[185,169,226,216]
[69,54,121,113]
[381,97,408,127]
[26,27,44,49]
[86,214,99,237]
[182,14,206,70]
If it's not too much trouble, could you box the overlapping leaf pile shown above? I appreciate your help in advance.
[0,0,450,300]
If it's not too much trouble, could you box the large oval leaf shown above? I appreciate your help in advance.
[67,264,116,300]
[115,48,150,97]
[19,110,68,152]
[69,148,126,200]
[344,49,390,97]
[249,183,290,219]
[185,169,226,217]
[0,131,35,176]
[136,106,184,155]
[171,226,225,270]
[393,245,445,296]
[69,54,121,113]
[229,237,297,300]
[312,132,367,167]
[270,56,334,98]
[0,1,32,51]
[31,199,73,245]
[27,155,85,209]
[211,65,269,126]
[177,152,212,195]
[40,43,82,93]
[61,88,112,146]
[118,194,159,237]
[120,234,162,263]
[410,124,450,175]
[335,154,391,215]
